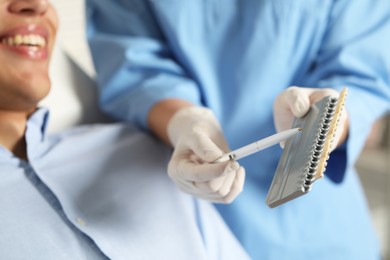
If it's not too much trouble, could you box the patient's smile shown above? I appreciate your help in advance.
[0,24,49,60]
[0,0,58,112]
[1,34,46,48]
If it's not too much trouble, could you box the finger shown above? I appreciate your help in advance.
[274,87,340,133]
[277,87,339,117]
[168,155,237,182]
[174,178,223,200]
[192,161,239,194]
[192,168,244,204]
[193,176,226,194]
[215,169,237,197]
[186,130,225,162]
[221,166,246,204]
[192,171,235,198]
[274,86,310,132]
[308,88,339,104]
[175,180,225,202]
[282,86,311,118]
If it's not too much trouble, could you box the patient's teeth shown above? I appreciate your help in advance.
[37,37,43,46]
[15,35,22,45]
[28,35,34,45]
[23,35,29,44]
[1,34,46,47]
[39,36,45,46]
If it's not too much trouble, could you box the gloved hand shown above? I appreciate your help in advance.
[273,86,348,151]
[167,106,245,203]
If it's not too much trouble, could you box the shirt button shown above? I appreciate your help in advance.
[76,217,87,226]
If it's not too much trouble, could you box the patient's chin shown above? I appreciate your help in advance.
[1,84,51,111]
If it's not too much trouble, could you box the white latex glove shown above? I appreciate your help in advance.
[167,106,245,203]
[273,86,348,151]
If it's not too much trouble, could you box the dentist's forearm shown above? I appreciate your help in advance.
[147,99,194,145]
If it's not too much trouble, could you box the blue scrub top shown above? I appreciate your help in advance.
[86,0,390,258]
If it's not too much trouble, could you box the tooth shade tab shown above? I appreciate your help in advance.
[1,34,46,47]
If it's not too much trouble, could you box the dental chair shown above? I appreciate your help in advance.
[40,44,109,132]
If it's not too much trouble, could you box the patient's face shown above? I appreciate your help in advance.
[0,0,58,111]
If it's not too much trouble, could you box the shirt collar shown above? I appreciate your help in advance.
[25,108,50,157]
[26,108,50,142]
[0,108,50,165]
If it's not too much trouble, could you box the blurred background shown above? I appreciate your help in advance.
[49,1,390,258]
[357,116,390,259]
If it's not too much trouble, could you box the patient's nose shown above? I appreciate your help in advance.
[8,0,49,16]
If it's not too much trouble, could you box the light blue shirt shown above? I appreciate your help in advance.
[86,0,390,259]
[0,109,249,260]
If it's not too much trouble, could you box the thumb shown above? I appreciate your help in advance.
[283,87,312,118]
[188,132,224,162]
[274,86,311,132]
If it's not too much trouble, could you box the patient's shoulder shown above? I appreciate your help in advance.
[51,122,148,144]
[45,122,169,159]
